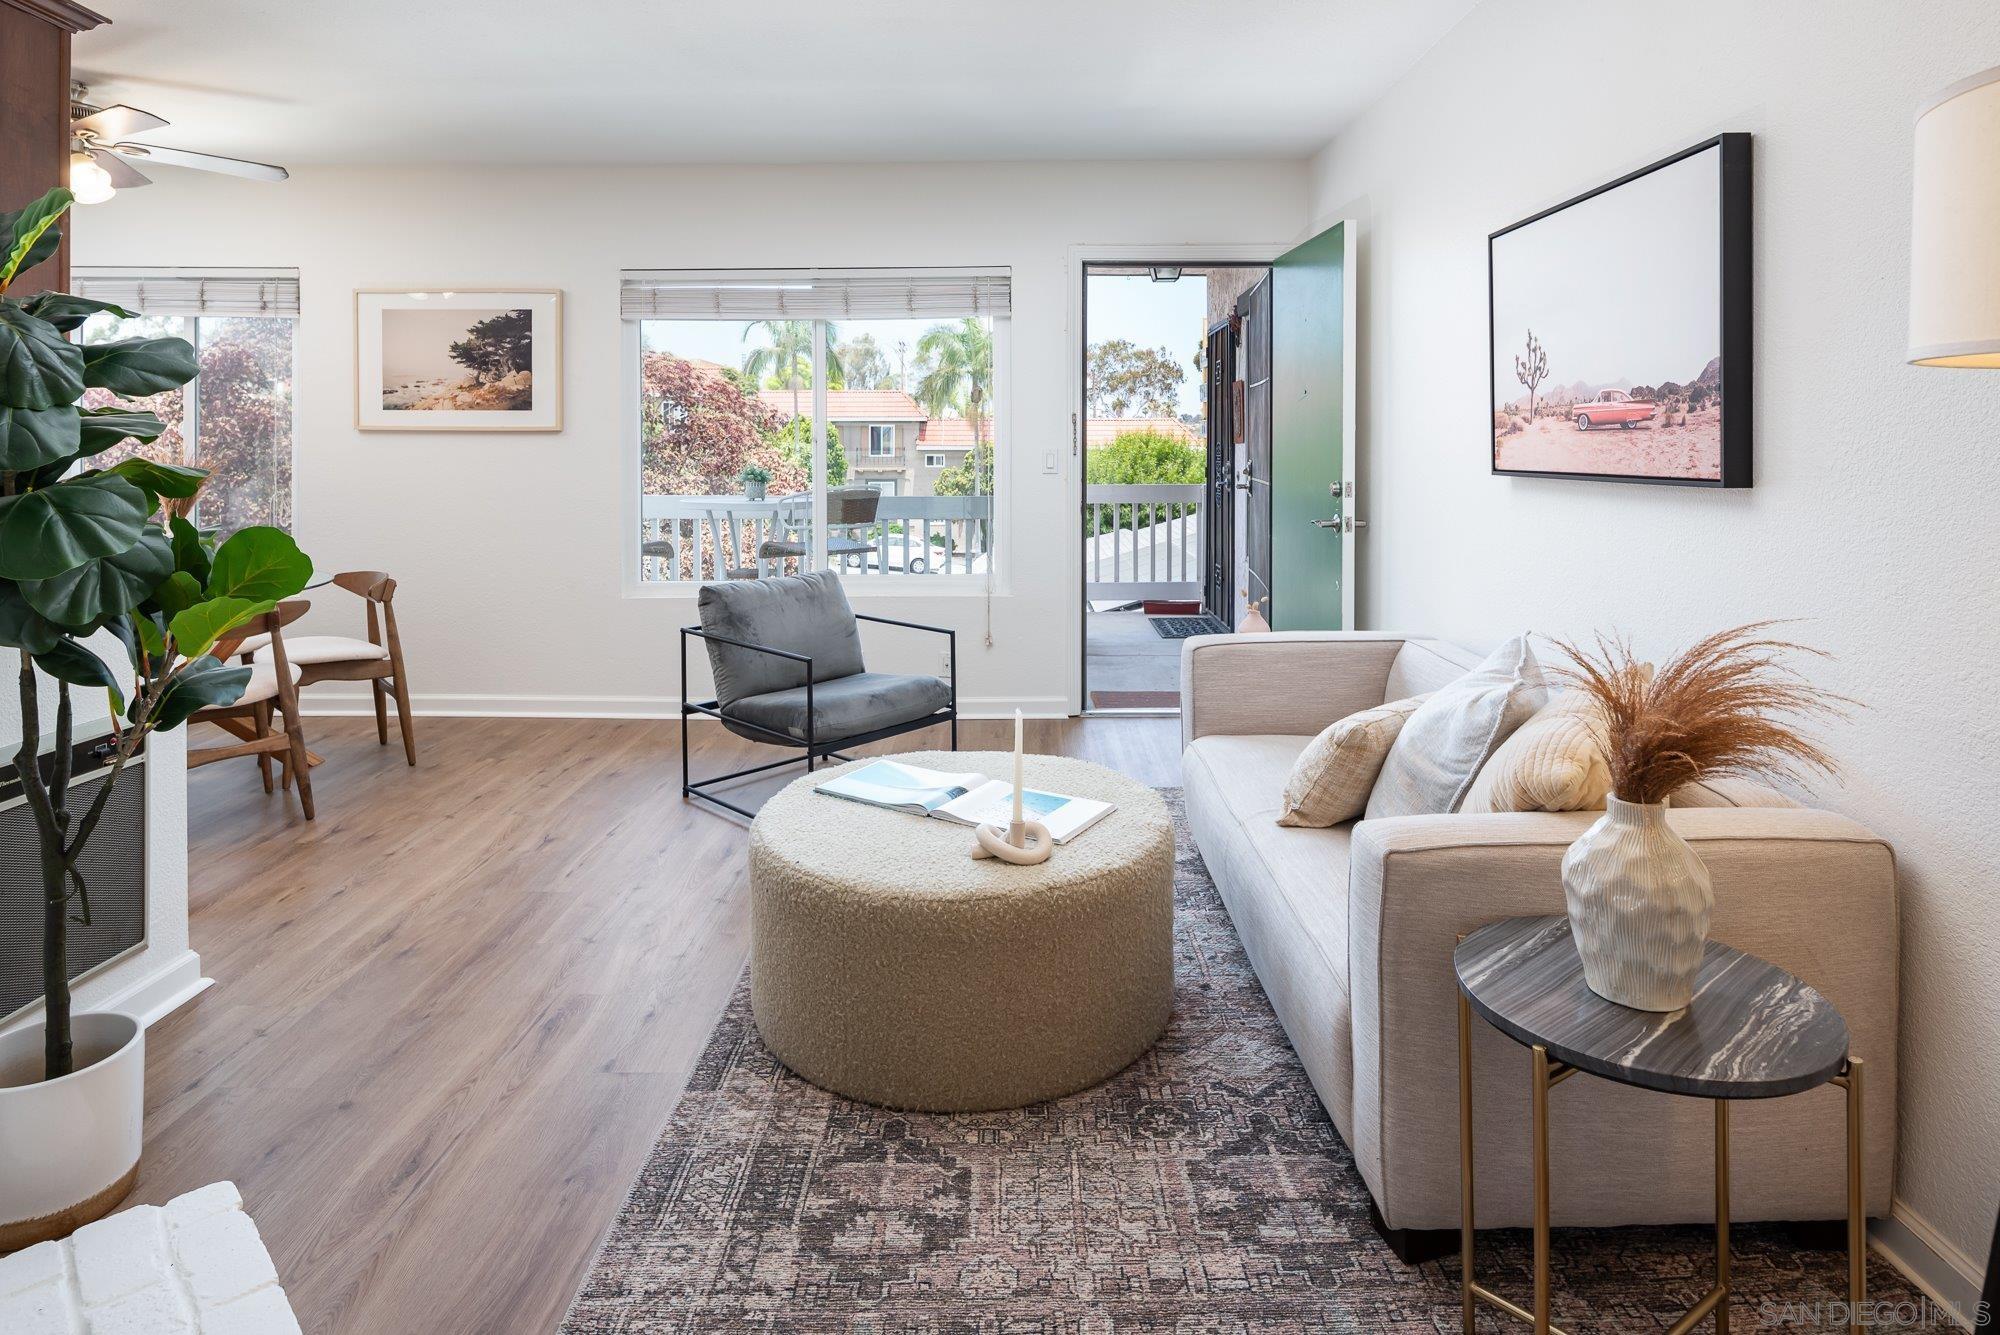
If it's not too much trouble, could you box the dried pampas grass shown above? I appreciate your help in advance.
[1551,622,1848,806]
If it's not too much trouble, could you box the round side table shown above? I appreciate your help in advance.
[1453,915,1863,1335]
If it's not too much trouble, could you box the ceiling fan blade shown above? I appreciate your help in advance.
[111,142,288,182]
[90,149,152,189]
[72,103,169,141]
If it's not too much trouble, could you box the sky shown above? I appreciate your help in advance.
[638,274,1211,418]
[381,305,524,379]
[1491,145,1723,396]
[1085,273,1210,417]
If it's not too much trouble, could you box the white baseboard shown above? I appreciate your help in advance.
[103,950,213,1028]
[1871,1201,1989,1330]
[0,949,210,1039]
[299,691,1074,720]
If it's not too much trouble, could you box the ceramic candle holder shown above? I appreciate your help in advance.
[971,818,1054,865]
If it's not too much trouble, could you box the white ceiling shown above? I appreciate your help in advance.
[72,0,1478,167]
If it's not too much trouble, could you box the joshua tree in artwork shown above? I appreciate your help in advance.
[1515,329,1549,420]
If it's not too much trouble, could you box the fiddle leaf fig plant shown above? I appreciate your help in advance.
[1,188,313,1080]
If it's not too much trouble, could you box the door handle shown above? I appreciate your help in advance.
[1309,518,1339,529]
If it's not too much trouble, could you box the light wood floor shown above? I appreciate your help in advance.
[135,715,1182,1335]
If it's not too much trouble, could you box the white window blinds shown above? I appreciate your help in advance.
[621,268,1010,321]
[69,267,301,318]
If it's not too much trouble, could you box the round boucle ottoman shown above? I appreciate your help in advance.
[748,750,1175,1111]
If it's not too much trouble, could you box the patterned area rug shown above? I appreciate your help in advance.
[565,794,1925,1332]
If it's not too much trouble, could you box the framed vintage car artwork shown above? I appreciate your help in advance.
[1489,134,1750,487]
[355,288,562,431]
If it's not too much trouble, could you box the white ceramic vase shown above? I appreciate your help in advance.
[1561,796,1714,1011]
[0,1012,145,1250]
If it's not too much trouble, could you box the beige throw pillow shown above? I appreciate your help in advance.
[1276,695,1430,828]
[1364,634,1550,819]
[1460,691,1611,813]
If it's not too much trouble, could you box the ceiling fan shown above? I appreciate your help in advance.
[69,82,289,205]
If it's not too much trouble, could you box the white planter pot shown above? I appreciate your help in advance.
[1561,796,1714,1011]
[0,1012,144,1251]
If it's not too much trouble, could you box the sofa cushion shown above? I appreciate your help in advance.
[1671,776,1803,808]
[1185,736,1355,939]
[724,671,950,744]
[1278,694,1430,828]
[697,571,866,708]
[1184,734,1358,1139]
[1365,634,1549,819]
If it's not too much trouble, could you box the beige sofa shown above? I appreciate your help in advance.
[1180,632,1896,1251]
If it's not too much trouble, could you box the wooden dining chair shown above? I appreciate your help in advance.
[195,600,316,820]
[242,571,417,765]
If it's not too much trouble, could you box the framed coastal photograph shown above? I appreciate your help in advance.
[355,289,562,431]
[1489,134,1750,487]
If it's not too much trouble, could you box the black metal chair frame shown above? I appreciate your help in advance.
[680,611,958,819]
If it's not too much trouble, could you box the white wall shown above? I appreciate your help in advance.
[74,161,1305,716]
[1310,0,2000,1301]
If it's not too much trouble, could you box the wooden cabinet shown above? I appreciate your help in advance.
[0,0,109,296]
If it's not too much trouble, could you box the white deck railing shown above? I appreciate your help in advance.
[1084,483,1203,600]
[640,493,994,581]
[640,484,1202,597]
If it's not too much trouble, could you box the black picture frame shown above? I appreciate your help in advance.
[1488,133,1751,488]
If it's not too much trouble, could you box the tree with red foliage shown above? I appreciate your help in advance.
[79,315,294,535]
[641,352,804,497]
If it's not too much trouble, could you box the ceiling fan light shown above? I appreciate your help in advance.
[70,152,116,205]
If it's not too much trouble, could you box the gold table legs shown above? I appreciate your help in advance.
[1455,993,1866,1334]
[1836,1056,1867,1334]
[1715,1099,1730,1335]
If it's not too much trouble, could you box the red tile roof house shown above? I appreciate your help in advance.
[758,389,969,497]
[756,389,1195,496]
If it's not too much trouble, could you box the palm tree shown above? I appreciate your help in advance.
[914,318,995,497]
[742,319,844,424]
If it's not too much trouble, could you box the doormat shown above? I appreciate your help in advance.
[1089,690,1181,710]
[1149,615,1230,639]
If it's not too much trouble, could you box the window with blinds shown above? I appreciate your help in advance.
[69,267,301,318]
[620,268,1009,322]
[68,267,299,534]
[628,268,1005,586]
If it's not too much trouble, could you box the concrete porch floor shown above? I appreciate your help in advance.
[1085,608,1184,707]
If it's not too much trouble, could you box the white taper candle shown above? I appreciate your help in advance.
[1012,709,1024,826]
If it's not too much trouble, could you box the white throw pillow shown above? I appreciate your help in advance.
[1276,694,1431,828]
[1364,634,1550,819]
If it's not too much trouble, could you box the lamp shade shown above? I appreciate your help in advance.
[1910,66,2000,367]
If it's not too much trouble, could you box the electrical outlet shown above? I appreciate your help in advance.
[941,647,954,675]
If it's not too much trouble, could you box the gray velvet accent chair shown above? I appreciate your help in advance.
[681,570,957,817]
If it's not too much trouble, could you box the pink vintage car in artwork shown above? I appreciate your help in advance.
[1572,388,1657,429]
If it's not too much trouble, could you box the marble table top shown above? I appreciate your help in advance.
[1455,916,1850,1099]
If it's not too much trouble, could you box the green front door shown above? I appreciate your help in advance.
[1269,222,1349,630]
